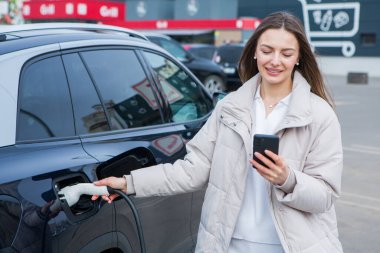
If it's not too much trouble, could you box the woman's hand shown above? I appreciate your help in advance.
[251,150,289,186]
[91,176,126,203]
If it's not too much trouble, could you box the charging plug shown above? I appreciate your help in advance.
[58,183,110,207]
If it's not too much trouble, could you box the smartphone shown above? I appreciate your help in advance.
[253,134,279,167]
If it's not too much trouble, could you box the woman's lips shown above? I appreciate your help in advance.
[266,67,282,76]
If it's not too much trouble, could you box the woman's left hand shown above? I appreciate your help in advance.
[251,150,289,186]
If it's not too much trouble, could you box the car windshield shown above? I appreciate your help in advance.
[216,46,244,64]
[189,46,216,60]
[159,39,188,61]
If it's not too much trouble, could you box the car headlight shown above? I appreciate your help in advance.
[222,67,236,74]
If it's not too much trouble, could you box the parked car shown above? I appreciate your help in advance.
[144,33,228,94]
[183,43,217,61]
[0,23,213,253]
[213,43,245,90]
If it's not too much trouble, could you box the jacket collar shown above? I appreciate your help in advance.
[276,71,313,132]
[220,71,313,133]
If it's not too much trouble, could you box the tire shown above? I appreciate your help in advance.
[203,75,226,94]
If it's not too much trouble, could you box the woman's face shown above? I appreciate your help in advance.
[255,28,300,87]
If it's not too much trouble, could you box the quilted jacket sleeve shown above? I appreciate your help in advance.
[274,104,343,213]
[130,105,221,197]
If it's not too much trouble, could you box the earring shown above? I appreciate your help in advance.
[254,56,257,60]
[296,62,299,66]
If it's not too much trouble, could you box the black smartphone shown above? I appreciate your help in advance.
[253,134,279,167]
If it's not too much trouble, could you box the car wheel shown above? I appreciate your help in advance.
[203,75,226,94]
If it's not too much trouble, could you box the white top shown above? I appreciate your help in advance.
[230,86,291,251]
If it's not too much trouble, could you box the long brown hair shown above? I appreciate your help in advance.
[238,11,334,107]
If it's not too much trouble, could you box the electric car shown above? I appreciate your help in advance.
[0,23,213,253]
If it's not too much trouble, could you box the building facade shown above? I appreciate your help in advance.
[121,0,379,58]
[17,0,380,57]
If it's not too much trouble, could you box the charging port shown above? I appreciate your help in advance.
[53,173,98,222]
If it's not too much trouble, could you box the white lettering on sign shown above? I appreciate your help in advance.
[254,20,261,29]
[77,3,87,15]
[22,5,31,16]
[40,4,55,16]
[100,6,119,18]
[156,20,168,29]
[236,20,243,29]
[65,3,74,15]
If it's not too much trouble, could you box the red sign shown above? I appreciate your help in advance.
[132,78,159,110]
[152,135,184,156]
[104,18,261,30]
[22,0,125,21]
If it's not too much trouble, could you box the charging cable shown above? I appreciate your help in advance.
[58,183,146,253]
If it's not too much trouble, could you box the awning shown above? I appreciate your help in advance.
[103,18,261,31]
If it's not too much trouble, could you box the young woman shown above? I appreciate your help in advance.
[92,11,343,253]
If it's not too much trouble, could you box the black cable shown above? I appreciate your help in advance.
[107,187,146,253]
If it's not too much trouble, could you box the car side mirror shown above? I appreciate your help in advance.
[212,91,227,106]
[184,52,195,62]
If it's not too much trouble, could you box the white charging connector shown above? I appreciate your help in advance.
[58,183,109,207]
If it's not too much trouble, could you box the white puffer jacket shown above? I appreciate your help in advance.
[131,71,344,253]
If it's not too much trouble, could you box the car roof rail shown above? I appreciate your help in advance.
[0,23,148,41]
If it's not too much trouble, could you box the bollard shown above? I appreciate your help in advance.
[347,72,368,84]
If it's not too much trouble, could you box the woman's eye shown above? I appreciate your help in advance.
[262,51,271,54]
[283,54,292,58]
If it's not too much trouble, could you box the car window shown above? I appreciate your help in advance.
[142,51,212,123]
[216,46,244,64]
[17,56,75,141]
[62,53,110,135]
[80,49,163,130]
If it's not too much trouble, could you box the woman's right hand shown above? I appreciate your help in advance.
[91,176,127,203]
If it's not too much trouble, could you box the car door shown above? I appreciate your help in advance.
[140,49,214,250]
[0,53,115,253]
[61,46,195,253]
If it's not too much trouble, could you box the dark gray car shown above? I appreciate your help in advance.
[214,43,245,90]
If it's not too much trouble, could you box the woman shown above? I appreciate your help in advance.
[92,11,343,253]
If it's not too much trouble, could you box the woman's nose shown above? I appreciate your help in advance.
[270,53,281,65]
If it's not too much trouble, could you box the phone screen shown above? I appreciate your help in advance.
[253,134,279,167]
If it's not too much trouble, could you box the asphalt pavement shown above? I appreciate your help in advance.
[325,75,380,253]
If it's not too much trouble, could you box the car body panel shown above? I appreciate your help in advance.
[0,139,115,252]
